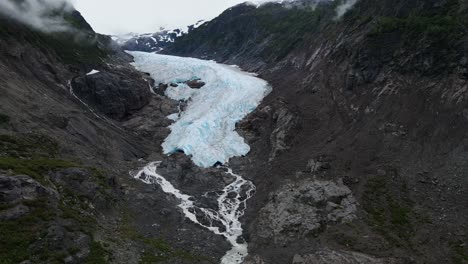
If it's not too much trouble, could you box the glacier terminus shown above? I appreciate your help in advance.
[129,51,271,264]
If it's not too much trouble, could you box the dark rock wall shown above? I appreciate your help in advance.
[0,10,223,264]
[165,0,468,263]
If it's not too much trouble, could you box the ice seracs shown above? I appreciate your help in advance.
[129,52,271,168]
[130,51,270,263]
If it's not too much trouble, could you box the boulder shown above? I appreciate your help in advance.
[0,204,30,220]
[185,80,206,89]
[0,174,58,220]
[71,68,151,120]
[0,174,57,204]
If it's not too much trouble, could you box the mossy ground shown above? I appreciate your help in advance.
[171,2,336,62]
[0,129,205,263]
[0,132,110,263]
[0,199,56,264]
[370,15,467,41]
[120,210,211,264]
[86,242,109,264]
[0,114,10,126]
[362,173,415,246]
[0,134,59,158]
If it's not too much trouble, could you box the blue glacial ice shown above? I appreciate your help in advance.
[129,52,271,167]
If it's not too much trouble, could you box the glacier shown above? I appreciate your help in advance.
[129,51,270,264]
[129,52,271,167]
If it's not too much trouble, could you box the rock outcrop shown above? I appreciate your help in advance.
[164,0,468,263]
[269,104,299,161]
[256,179,357,243]
[0,174,57,220]
[292,249,397,264]
[71,67,151,120]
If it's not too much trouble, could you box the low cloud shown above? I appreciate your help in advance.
[250,0,332,8]
[0,0,75,33]
[335,0,358,18]
[250,0,358,16]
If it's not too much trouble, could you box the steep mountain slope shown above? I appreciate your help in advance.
[0,4,227,264]
[163,1,337,67]
[2,0,467,263]
[162,0,468,263]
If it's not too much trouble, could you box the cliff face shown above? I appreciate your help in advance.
[2,0,467,263]
[164,0,468,263]
[0,7,226,264]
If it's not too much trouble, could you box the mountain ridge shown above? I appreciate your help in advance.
[114,20,206,53]
[0,0,467,263]
[160,0,468,263]
[0,4,227,263]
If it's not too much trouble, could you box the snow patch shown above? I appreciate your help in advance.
[167,113,179,121]
[86,69,100,76]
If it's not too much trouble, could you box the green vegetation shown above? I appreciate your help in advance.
[0,114,10,126]
[0,157,76,183]
[0,134,59,158]
[0,12,110,65]
[86,242,109,264]
[371,15,466,39]
[389,200,411,227]
[454,247,468,264]
[451,240,468,264]
[0,199,55,264]
[172,3,335,62]
[362,174,415,246]
[35,32,109,64]
[0,198,108,263]
[256,5,327,60]
[120,210,210,263]
[0,132,113,263]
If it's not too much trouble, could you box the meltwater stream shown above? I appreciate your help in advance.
[129,52,271,263]
[134,162,256,263]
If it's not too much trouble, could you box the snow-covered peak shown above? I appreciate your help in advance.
[112,20,206,53]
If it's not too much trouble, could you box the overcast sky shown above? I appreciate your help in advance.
[74,0,251,35]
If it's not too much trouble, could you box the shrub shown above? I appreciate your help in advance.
[0,114,10,125]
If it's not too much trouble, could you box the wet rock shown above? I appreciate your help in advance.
[50,168,116,210]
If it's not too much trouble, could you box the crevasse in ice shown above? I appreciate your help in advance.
[129,52,271,167]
